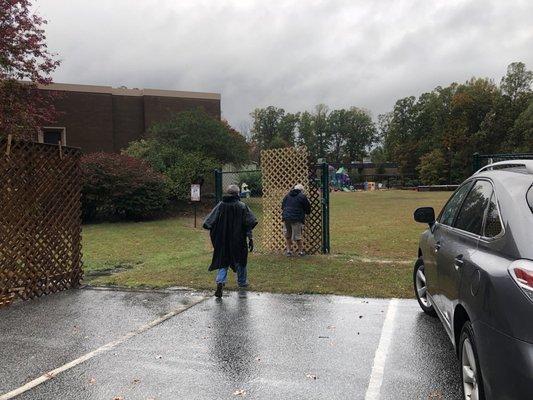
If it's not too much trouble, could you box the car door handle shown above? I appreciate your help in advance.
[434,242,441,253]
[454,255,464,270]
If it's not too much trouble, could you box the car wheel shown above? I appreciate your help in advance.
[460,321,485,400]
[413,257,436,316]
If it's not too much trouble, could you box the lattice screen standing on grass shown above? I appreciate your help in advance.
[261,147,323,254]
[0,138,83,308]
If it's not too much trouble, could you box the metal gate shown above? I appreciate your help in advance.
[214,162,330,254]
[473,152,533,172]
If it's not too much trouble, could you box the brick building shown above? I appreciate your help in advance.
[36,83,221,153]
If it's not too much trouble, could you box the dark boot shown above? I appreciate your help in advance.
[214,283,224,298]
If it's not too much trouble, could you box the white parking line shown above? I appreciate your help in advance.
[0,297,206,400]
[364,298,399,400]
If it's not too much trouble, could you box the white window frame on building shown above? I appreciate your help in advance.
[38,127,67,146]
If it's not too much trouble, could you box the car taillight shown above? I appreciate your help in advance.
[509,260,533,301]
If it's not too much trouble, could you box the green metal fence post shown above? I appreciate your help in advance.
[214,169,222,205]
[321,162,330,253]
[472,153,480,173]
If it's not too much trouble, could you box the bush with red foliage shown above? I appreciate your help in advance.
[81,153,169,221]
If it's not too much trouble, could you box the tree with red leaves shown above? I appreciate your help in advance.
[0,0,60,139]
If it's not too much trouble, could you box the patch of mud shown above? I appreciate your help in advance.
[84,262,139,278]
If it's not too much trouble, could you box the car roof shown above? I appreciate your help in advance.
[472,161,533,199]
[475,168,532,187]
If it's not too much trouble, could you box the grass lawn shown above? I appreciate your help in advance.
[83,190,449,298]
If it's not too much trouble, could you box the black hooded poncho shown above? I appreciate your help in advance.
[203,195,258,271]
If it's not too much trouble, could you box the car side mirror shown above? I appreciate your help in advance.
[414,207,435,226]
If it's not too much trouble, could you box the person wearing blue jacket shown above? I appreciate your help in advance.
[281,184,311,256]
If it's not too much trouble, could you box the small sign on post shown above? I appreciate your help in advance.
[191,184,201,202]
[190,184,201,227]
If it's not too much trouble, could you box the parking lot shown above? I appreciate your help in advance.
[0,288,462,400]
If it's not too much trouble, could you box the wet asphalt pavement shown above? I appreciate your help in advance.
[0,288,462,399]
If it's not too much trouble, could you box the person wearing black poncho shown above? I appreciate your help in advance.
[203,184,258,298]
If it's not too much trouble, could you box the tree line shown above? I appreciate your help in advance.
[249,104,377,164]
[249,62,532,184]
[378,61,532,184]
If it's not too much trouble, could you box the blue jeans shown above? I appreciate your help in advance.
[216,264,247,287]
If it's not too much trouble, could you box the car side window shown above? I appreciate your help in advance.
[454,180,493,235]
[484,193,503,238]
[438,182,473,226]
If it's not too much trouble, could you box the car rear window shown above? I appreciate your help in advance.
[484,193,503,237]
[527,185,533,212]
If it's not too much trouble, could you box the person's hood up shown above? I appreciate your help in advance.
[289,189,301,197]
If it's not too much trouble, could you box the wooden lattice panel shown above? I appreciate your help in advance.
[0,138,83,308]
[261,147,323,254]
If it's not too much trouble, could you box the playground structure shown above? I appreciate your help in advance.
[330,166,380,192]
[331,166,351,191]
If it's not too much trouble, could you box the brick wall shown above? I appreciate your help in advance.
[40,86,221,153]
[113,95,145,152]
[50,91,114,153]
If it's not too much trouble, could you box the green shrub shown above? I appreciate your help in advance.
[148,108,249,166]
[124,140,217,201]
[164,152,218,200]
[417,149,448,185]
[81,152,169,221]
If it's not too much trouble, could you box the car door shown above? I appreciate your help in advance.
[438,180,493,326]
[427,181,474,314]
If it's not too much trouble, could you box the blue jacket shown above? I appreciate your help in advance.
[281,189,311,223]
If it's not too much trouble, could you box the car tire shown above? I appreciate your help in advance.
[459,321,485,400]
[413,257,437,316]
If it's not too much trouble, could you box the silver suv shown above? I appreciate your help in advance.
[413,160,533,400]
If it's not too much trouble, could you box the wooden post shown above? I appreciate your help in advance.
[5,134,12,156]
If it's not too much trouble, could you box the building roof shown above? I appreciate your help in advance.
[37,82,221,100]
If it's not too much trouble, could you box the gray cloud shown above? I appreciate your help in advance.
[36,0,533,128]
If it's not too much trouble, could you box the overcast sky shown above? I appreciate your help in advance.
[36,0,533,130]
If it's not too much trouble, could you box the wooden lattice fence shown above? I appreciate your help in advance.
[0,138,83,308]
[261,147,323,254]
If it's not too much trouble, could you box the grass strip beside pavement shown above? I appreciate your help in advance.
[83,220,413,298]
[83,191,449,298]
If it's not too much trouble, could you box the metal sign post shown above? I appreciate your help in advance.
[190,184,201,228]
